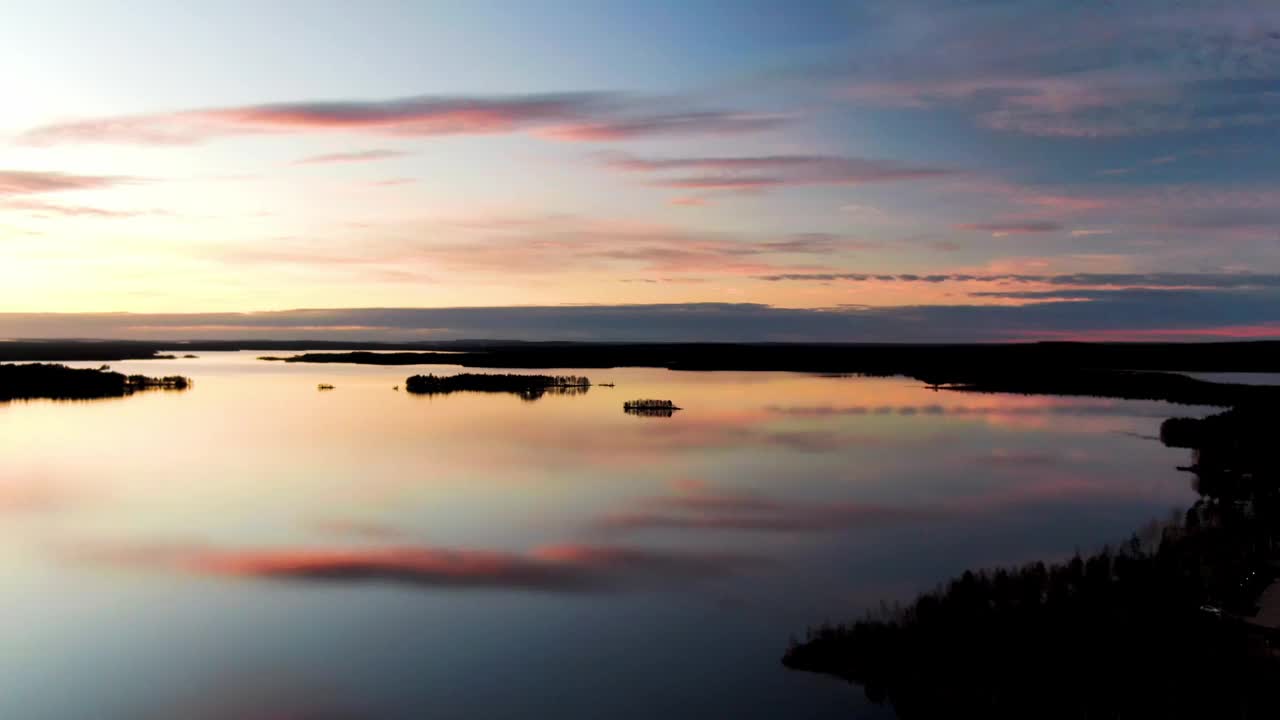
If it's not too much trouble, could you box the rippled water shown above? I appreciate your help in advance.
[0,352,1211,719]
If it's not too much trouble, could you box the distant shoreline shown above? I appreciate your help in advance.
[7,340,1280,406]
[260,345,1280,407]
[6,339,1280,373]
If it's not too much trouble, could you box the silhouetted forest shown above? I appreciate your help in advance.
[264,343,1280,405]
[404,373,590,400]
[914,367,1279,406]
[0,363,191,400]
[783,405,1280,719]
[257,340,1280,374]
[623,399,679,409]
[623,399,681,417]
[125,373,190,390]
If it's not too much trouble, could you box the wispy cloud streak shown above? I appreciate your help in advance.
[756,272,1280,289]
[600,151,954,191]
[292,149,410,165]
[0,170,129,196]
[19,94,785,146]
[955,221,1062,237]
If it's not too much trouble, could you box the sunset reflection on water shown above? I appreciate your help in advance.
[0,352,1209,719]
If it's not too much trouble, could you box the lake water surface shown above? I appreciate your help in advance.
[0,352,1212,719]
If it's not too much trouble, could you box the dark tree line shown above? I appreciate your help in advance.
[783,404,1280,719]
[622,399,679,409]
[404,373,590,400]
[262,341,1280,376]
[0,363,191,400]
[622,399,681,417]
[125,374,190,390]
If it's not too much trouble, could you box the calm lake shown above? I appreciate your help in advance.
[0,352,1212,719]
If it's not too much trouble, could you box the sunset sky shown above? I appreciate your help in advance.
[3,0,1279,341]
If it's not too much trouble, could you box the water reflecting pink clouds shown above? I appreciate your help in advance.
[0,352,1207,719]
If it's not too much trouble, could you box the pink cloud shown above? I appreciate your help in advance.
[22,95,599,145]
[0,170,128,196]
[652,176,784,190]
[210,214,852,277]
[19,95,784,146]
[842,70,1191,138]
[536,112,786,141]
[955,221,1063,237]
[292,148,410,165]
[0,199,146,218]
[1021,194,1110,212]
[944,180,1280,244]
[600,152,955,192]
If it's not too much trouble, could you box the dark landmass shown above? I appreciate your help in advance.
[783,405,1280,718]
[0,363,191,401]
[623,399,680,409]
[261,351,464,365]
[9,339,1280,374]
[262,343,1280,406]
[0,341,176,362]
[248,340,1280,374]
[921,368,1280,406]
[404,373,590,400]
[0,339,503,363]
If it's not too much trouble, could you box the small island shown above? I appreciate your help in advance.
[124,373,191,390]
[404,373,590,400]
[0,363,191,401]
[623,399,681,417]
